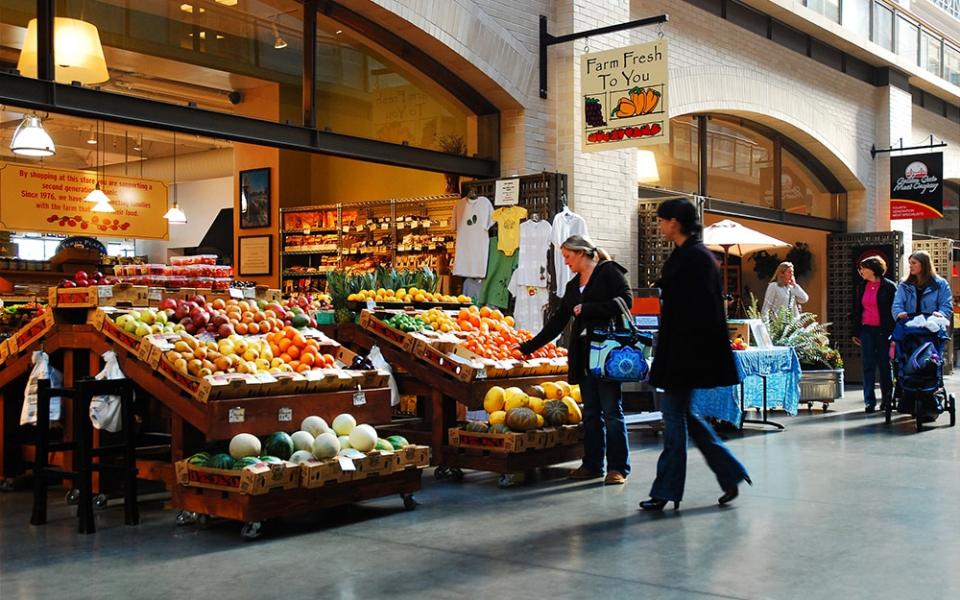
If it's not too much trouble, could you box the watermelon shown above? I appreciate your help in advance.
[207,453,234,470]
[186,452,210,466]
[258,455,283,464]
[292,314,309,328]
[386,435,409,450]
[262,432,294,460]
[289,450,314,464]
[374,438,394,452]
[232,456,261,470]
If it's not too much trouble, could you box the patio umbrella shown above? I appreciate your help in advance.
[701,219,792,309]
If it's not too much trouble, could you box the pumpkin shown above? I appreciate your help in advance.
[488,410,507,425]
[536,414,545,428]
[505,394,529,412]
[544,400,569,426]
[505,407,538,431]
[464,420,490,433]
[562,396,582,424]
[524,385,546,399]
[483,386,506,413]
[488,424,511,434]
[527,397,545,415]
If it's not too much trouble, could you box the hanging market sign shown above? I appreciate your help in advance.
[0,163,169,239]
[581,39,669,152]
[889,152,943,220]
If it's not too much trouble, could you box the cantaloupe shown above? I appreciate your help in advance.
[489,410,507,425]
[349,424,378,452]
[483,386,506,413]
[228,433,262,459]
[332,413,357,436]
[301,415,330,437]
[290,430,315,452]
[289,450,314,464]
[311,432,341,459]
[338,435,352,449]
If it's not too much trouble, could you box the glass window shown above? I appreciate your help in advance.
[782,149,838,219]
[841,0,871,40]
[914,181,959,240]
[706,119,774,208]
[920,31,942,76]
[874,4,894,52]
[647,117,699,194]
[944,44,960,86]
[1,0,36,79]
[805,0,840,22]
[897,16,919,65]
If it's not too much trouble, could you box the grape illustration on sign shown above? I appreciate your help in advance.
[581,40,668,152]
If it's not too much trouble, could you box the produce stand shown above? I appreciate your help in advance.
[345,323,583,488]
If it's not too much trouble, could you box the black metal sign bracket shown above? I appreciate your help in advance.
[871,135,947,159]
[539,14,669,99]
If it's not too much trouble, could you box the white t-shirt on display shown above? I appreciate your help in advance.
[551,209,588,297]
[452,195,494,278]
[514,219,553,287]
[508,270,551,333]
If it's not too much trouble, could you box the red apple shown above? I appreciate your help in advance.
[174,302,190,321]
[74,271,88,281]
[192,294,207,307]
[218,323,235,338]
[159,298,178,311]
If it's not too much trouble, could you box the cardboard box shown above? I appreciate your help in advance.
[175,460,300,495]
[256,287,283,302]
[8,310,55,355]
[541,427,561,448]
[357,450,396,478]
[301,369,354,393]
[727,320,751,345]
[300,458,354,488]
[411,340,479,382]
[137,333,178,367]
[358,310,410,349]
[96,309,144,354]
[559,425,582,445]
[448,427,531,453]
[49,285,149,308]
[0,339,9,365]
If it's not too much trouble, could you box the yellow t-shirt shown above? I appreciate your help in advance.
[491,206,528,256]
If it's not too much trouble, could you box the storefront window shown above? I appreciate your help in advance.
[920,30,942,76]
[706,119,775,209]
[647,116,699,194]
[805,0,840,22]
[913,181,960,241]
[841,0,871,40]
[897,16,919,65]
[944,44,960,86]
[874,4,894,52]
[781,149,836,219]
[1,0,36,78]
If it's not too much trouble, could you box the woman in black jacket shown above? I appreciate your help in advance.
[519,235,632,485]
[640,199,750,511]
[851,255,897,413]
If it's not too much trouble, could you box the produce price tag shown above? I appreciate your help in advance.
[278,407,293,422]
[342,225,351,232]
[148,288,162,301]
[421,220,431,228]
[338,456,357,471]
[303,227,311,235]
[229,288,244,299]
[380,223,389,230]
[97,286,113,299]
[365,299,376,311]
[228,407,245,423]
[398,222,406,230]
[353,391,366,406]
[242,288,256,299]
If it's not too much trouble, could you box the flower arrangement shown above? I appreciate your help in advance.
[746,294,843,370]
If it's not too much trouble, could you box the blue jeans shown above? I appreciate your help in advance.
[649,389,748,501]
[859,326,892,407]
[579,373,630,476]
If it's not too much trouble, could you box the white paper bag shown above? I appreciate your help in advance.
[368,345,400,406]
[89,351,130,432]
[20,351,62,426]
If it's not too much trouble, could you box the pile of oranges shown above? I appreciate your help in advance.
[455,306,567,361]
[456,305,515,333]
[263,326,336,373]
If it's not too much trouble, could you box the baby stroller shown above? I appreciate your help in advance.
[886,315,956,432]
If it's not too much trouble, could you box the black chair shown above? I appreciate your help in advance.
[31,377,139,534]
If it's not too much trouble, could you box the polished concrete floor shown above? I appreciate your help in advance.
[2,375,958,600]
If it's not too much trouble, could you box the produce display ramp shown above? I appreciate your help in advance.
[438,443,584,487]
[172,466,423,539]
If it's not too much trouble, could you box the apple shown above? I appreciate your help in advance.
[174,302,190,321]
[92,271,104,282]
[190,307,209,328]
[159,298,177,311]
[74,271,88,281]
[192,295,207,307]
[218,323,235,338]
[59,279,76,288]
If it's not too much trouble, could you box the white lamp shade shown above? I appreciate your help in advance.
[85,186,110,204]
[18,17,109,85]
[91,198,115,213]
[637,150,660,184]
[164,204,187,224]
[10,114,56,157]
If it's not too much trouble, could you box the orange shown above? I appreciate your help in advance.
[235,322,249,335]
[458,308,470,320]
[278,338,292,353]
[505,316,515,327]
[296,363,310,373]
[279,353,292,364]
[288,360,301,371]
[269,343,280,357]
[247,322,260,335]
[300,352,316,367]
[292,333,307,348]
[284,326,297,340]
[287,345,301,360]
[479,306,492,318]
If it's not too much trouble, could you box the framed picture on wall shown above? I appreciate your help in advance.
[238,234,272,276]
[239,167,271,229]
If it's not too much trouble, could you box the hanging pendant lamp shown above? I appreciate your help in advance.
[18,17,109,85]
[164,131,187,224]
[10,113,56,157]
[86,121,114,212]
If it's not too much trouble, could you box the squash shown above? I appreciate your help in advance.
[643,89,660,114]
[541,382,563,400]
[505,394,529,412]
[536,414,545,428]
[570,384,582,403]
[464,420,490,433]
[505,407,539,431]
[488,410,507,425]
[504,387,526,404]
[488,424,511,434]
[561,396,582,424]
[557,381,572,398]
[527,397,545,415]
[629,88,647,114]
[524,385,546,399]
[612,97,635,118]
[544,400,569,426]
[483,386,506,413]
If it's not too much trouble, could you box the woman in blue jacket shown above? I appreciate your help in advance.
[892,251,953,321]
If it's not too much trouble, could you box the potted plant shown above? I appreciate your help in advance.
[438,134,466,194]
[747,295,844,410]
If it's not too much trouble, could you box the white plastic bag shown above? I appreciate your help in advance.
[20,351,62,426]
[368,345,400,406]
[89,351,129,432]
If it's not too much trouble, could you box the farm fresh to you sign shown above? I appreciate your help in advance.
[581,39,668,152]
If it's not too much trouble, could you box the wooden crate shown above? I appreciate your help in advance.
[358,310,411,349]
[175,460,300,495]
[410,339,480,382]
[0,339,9,366]
[300,458,354,488]
[8,310,55,355]
[49,285,149,308]
[448,427,547,453]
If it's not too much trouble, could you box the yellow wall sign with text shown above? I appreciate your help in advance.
[0,163,169,239]
[581,40,669,152]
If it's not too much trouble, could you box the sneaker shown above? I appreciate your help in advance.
[568,466,604,480]
[604,471,627,485]
[865,404,876,413]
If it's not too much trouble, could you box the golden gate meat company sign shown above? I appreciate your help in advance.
[0,163,168,239]
[581,39,669,152]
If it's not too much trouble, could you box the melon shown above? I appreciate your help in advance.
[312,432,341,459]
[332,413,357,436]
[535,414,545,428]
[290,430,315,452]
[207,453,234,470]
[488,410,507,425]
[557,381,572,397]
[375,438,394,452]
[544,400,569,427]
[349,424,378,452]
[258,455,283,464]
[483,386,506,413]
[561,396,582,424]
[505,407,538,431]
[262,431,294,460]
[232,456,261,470]
[570,384,582,403]
[229,433,262,459]
[338,435,352,449]
[289,450,314,464]
[300,415,330,437]
[186,452,210,466]
[504,387,526,405]
[386,435,409,450]
[338,448,364,459]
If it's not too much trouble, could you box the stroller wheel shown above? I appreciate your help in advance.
[915,397,924,432]
[948,394,956,427]
[884,403,892,425]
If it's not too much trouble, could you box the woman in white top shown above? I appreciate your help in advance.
[761,261,808,318]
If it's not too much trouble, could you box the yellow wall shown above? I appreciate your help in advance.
[307,154,447,204]
[704,213,828,320]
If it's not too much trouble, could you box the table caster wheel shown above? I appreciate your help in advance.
[175,511,199,526]
[450,467,464,482]
[401,493,419,510]
[241,521,262,540]
[93,494,109,510]
[0,478,15,493]
[434,466,451,480]
[806,403,813,413]
[65,489,80,505]
[498,473,525,488]
[821,403,829,413]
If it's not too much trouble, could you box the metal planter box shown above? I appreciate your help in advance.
[799,369,844,402]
